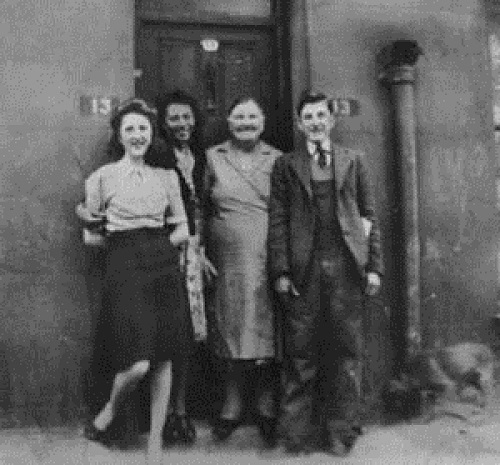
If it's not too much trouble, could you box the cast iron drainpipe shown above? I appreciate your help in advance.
[378,40,423,363]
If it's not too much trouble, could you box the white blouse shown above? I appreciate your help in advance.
[84,157,187,232]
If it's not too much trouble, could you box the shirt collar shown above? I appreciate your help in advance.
[307,139,331,156]
[307,139,332,167]
[118,156,148,177]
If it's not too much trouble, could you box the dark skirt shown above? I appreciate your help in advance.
[95,228,193,376]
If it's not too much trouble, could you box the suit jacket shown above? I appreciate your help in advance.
[268,140,383,288]
[147,138,206,235]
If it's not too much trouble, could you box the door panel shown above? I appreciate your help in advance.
[136,23,277,148]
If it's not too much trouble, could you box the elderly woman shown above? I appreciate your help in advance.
[204,97,282,446]
[76,98,191,464]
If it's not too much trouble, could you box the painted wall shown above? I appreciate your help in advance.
[294,0,499,400]
[0,0,134,425]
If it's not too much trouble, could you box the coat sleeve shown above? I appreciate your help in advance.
[356,153,384,276]
[268,155,291,283]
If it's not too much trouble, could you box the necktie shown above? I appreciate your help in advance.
[315,141,327,169]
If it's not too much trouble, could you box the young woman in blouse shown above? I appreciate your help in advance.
[76,98,191,464]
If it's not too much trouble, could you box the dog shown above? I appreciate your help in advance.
[383,342,495,422]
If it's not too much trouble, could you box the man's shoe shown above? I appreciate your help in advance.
[325,427,361,456]
[285,442,316,455]
[325,437,349,456]
[272,440,316,456]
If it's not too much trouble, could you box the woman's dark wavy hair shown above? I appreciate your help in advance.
[155,90,203,148]
[107,98,159,161]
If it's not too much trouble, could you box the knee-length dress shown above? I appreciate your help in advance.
[85,159,193,379]
[204,140,281,360]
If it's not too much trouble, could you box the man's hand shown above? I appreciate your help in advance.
[274,275,300,296]
[365,272,381,296]
[361,217,372,238]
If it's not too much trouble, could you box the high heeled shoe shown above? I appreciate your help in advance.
[162,413,196,445]
[212,418,241,441]
[83,422,114,448]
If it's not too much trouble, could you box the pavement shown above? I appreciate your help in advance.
[1,400,500,464]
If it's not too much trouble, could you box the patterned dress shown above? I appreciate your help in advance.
[175,146,207,341]
[204,140,282,359]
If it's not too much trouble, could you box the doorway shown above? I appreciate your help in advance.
[135,22,291,150]
[134,6,292,419]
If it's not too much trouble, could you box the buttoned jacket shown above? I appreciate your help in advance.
[268,140,384,287]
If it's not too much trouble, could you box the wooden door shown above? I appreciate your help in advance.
[135,22,286,419]
[136,23,280,149]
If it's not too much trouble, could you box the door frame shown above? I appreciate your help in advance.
[134,0,294,152]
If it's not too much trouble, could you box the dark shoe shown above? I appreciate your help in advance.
[325,427,361,456]
[256,415,277,448]
[163,413,196,445]
[282,442,316,456]
[326,437,349,456]
[162,413,177,445]
[84,422,114,448]
[212,418,241,441]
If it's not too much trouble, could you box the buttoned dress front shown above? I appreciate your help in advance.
[204,140,282,360]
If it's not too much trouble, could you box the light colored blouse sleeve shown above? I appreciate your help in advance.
[164,170,188,225]
[84,169,104,216]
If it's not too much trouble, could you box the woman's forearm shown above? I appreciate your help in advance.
[169,222,189,247]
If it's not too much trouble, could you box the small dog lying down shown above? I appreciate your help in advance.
[383,342,495,421]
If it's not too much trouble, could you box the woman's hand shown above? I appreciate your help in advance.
[200,247,217,285]
[169,222,189,247]
[75,203,105,228]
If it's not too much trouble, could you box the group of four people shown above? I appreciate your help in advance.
[76,89,383,463]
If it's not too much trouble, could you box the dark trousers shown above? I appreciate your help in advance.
[278,248,364,447]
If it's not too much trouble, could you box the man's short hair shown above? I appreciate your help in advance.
[296,90,333,116]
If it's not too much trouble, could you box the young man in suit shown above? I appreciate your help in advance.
[268,91,383,456]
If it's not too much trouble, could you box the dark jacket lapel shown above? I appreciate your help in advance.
[289,149,313,199]
[332,142,353,193]
[289,140,354,200]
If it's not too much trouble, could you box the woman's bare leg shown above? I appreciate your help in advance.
[147,360,173,465]
[93,360,150,431]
